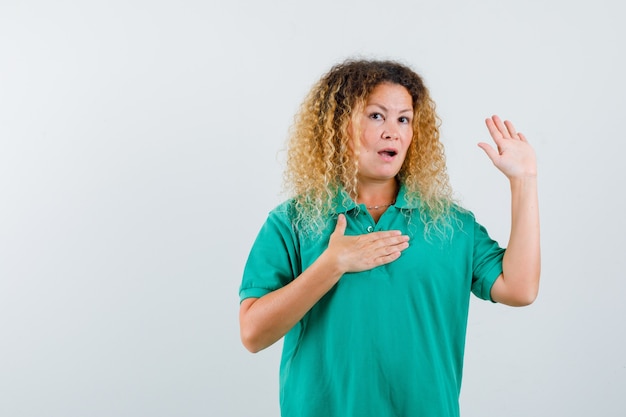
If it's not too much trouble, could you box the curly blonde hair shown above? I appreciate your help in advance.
[285,59,455,236]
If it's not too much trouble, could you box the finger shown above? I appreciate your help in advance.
[373,242,410,266]
[518,132,528,143]
[477,142,500,162]
[372,235,410,254]
[384,239,410,254]
[492,115,511,139]
[375,251,402,266]
[485,117,503,141]
[504,120,519,139]
[365,239,409,259]
[368,230,404,241]
[333,214,346,236]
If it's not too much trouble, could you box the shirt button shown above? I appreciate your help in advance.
[366,226,374,233]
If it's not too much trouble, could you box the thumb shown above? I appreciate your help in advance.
[477,142,500,163]
[332,214,347,237]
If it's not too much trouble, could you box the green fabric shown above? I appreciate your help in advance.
[240,186,504,417]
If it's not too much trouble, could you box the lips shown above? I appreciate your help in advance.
[378,148,398,161]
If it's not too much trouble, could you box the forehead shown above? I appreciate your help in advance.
[366,83,413,108]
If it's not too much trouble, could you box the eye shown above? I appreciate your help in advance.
[369,112,384,121]
[399,116,411,124]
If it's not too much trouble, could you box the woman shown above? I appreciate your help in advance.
[239,59,540,416]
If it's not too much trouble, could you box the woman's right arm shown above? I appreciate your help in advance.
[239,214,409,353]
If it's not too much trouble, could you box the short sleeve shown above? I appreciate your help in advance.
[470,218,505,302]
[239,205,301,302]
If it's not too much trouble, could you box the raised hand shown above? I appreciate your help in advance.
[476,115,541,306]
[326,214,410,274]
[478,115,537,180]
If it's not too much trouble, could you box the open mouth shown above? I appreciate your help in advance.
[378,149,398,157]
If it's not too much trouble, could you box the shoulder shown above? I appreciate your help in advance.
[440,203,483,238]
[257,199,296,232]
[265,198,300,224]
[248,200,301,252]
[449,203,476,222]
[267,194,340,237]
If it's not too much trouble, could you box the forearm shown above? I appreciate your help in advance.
[239,251,343,353]
[240,215,409,352]
[496,176,541,305]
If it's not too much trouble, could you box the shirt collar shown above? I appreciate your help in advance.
[331,184,419,213]
[332,188,357,214]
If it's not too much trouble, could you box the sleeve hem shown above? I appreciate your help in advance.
[483,265,503,303]
[239,287,273,303]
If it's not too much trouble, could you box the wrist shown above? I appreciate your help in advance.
[509,174,537,189]
[317,249,346,282]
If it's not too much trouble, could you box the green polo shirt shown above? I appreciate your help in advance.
[240,186,504,417]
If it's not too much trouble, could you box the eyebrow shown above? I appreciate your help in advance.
[367,103,413,114]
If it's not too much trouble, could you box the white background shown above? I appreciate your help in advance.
[1,1,624,416]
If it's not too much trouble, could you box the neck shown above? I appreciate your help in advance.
[355,179,399,208]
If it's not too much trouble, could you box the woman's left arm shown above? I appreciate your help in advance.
[478,115,541,306]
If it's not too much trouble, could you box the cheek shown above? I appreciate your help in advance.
[402,135,413,154]
[360,126,380,148]
[404,129,414,146]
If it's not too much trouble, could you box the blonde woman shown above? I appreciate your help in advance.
[239,59,540,417]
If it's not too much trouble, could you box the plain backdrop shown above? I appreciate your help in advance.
[1,1,625,416]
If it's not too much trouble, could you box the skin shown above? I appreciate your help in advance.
[239,84,540,353]
[351,83,414,222]
[479,115,541,306]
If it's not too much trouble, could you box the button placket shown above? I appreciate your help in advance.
[354,209,375,234]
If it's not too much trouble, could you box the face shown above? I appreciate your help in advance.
[350,83,413,186]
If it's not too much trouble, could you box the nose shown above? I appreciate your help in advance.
[382,129,398,140]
